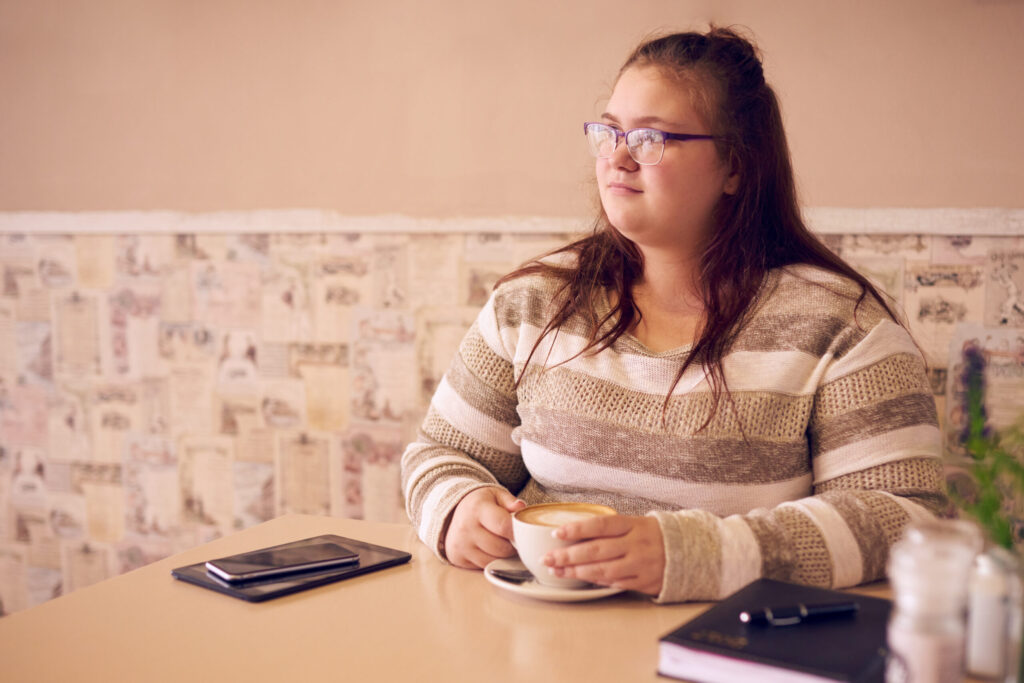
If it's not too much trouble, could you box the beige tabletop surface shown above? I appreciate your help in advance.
[0,513,895,683]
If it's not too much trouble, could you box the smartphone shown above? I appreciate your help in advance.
[205,536,359,583]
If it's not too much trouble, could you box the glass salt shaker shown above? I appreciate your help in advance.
[886,520,983,683]
[1005,562,1023,683]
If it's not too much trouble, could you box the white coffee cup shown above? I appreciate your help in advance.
[511,502,616,589]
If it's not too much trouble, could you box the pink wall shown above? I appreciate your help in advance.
[1,0,1022,215]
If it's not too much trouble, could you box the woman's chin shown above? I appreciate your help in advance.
[605,217,646,244]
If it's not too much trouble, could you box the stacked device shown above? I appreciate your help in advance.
[171,534,412,602]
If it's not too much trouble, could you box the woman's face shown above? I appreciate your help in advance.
[596,65,737,257]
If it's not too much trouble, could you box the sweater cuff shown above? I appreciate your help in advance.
[647,509,724,603]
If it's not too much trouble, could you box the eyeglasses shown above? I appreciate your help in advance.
[582,122,717,166]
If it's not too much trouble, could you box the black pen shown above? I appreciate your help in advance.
[739,600,859,626]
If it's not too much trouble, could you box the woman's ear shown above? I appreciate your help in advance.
[723,152,740,195]
[724,171,740,196]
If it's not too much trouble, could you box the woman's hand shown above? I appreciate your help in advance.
[444,487,526,569]
[541,515,666,596]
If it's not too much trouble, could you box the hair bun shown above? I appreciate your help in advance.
[623,26,765,89]
[705,26,765,86]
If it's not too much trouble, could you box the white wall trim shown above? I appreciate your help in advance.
[0,211,583,235]
[802,207,1023,236]
[0,208,1021,236]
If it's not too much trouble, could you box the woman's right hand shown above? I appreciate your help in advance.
[444,487,526,569]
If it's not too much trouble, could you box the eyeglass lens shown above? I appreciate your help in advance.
[585,123,665,165]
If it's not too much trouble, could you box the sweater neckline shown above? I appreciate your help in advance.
[593,268,783,359]
[595,288,694,359]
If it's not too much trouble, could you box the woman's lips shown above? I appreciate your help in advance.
[606,182,642,195]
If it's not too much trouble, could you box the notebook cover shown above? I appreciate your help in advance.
[658,578,891,682]
[171,534,411,602]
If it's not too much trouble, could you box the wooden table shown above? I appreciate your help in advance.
[0,513,895,682]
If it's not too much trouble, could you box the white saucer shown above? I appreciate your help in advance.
[483,558,625,603]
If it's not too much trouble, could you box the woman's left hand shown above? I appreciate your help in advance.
[541,514,665,596]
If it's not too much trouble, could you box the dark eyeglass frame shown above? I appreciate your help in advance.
[582,122,718,165]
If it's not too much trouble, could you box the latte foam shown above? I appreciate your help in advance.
[515,503,615,527]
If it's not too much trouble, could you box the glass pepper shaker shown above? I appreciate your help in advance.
[966,546,1022,682]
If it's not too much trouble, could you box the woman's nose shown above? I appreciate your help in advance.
[610,136,639,170]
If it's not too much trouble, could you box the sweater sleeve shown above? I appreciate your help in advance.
[649,318,949,603]
[400,290,528,561]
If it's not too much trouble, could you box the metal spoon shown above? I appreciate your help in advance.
[488,567,535,584]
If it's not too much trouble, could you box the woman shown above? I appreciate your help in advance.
[401,27,947,602]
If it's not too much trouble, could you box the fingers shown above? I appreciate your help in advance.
[448,531,516,569]
[472,492,519,560]
[542,515,666,596]
[449,546,494,570]
[493,488,527,513]
[475,529,517,558]
[548,556,636,585]
[451,531,516,570]
[544,537,628,566]
[444,486,521,569]
[477,487,525,541]
[541,539,629,584]
[546,550,659,593]
[478,499,517,541]
[553,513,632,541]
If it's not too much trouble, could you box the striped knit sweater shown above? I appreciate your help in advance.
[401,263,948,603]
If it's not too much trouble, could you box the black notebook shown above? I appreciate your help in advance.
[171,534,411,602]
[658,578,891,683]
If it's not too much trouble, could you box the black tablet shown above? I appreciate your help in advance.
[171,534,411,602]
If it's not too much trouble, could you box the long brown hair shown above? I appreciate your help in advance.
[498,27,899,425]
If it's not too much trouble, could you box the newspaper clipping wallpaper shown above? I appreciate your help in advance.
[0,219,1022,615]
